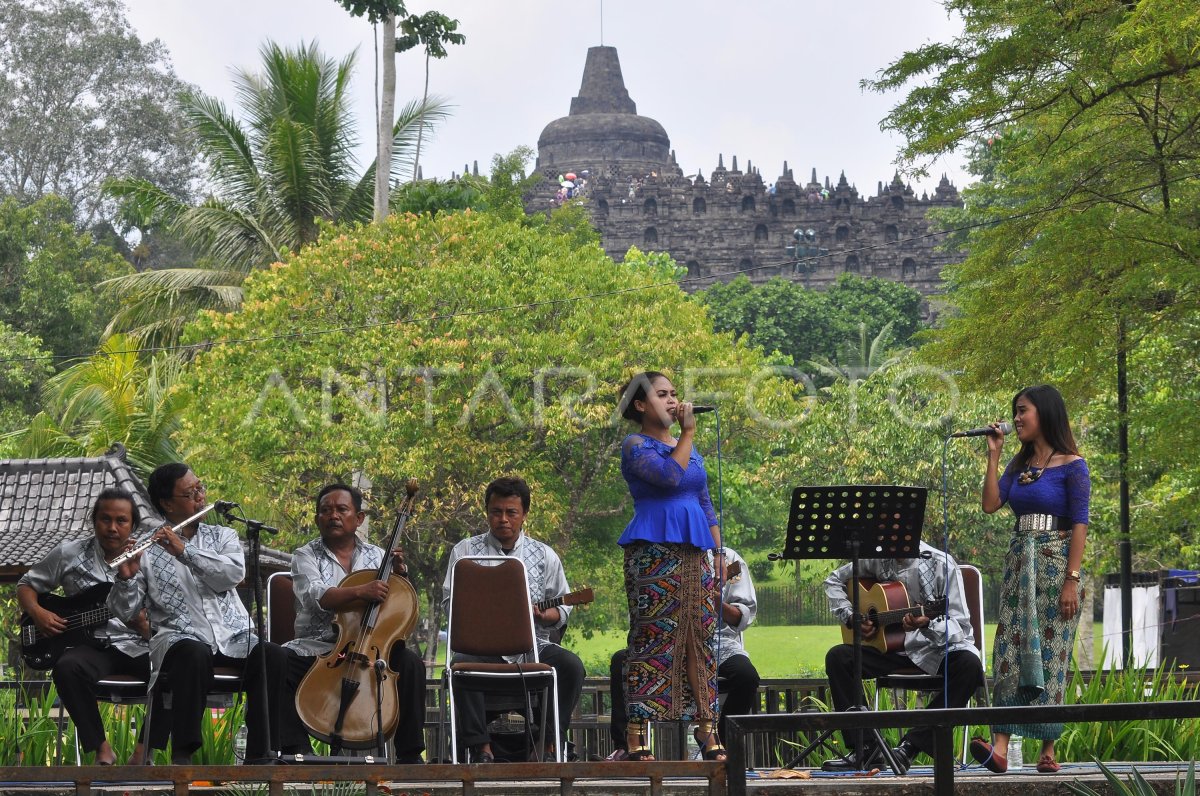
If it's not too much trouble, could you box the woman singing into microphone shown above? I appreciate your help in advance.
[616,371,724,761]
[971,385,1090,774]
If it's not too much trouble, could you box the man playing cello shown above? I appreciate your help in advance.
[245,483,426,763]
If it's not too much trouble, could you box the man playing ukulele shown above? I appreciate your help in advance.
[441,476,585,764]
[821,541,983,774]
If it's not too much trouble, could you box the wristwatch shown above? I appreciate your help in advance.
[1066,569,1081,582]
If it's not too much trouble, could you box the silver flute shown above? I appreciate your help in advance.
[108,503,217,568]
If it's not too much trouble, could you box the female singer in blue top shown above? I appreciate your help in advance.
[617,371,724,762]
[971,384,1090,775]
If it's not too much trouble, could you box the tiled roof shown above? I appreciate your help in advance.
[0,444,290,579]
[0,444,159,574]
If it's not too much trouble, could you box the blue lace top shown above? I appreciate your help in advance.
[617,433,719,549]
[997,457,1091,526]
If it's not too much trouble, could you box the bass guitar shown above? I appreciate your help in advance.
[19,583,113,670]
[840,580,947,654]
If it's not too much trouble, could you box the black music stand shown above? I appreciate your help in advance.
[772,485,927,774]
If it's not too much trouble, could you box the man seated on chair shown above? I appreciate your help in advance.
[821,540,983,775]
[109,461,262,764]
[243,482,427,764]
[441,475,585,764]
[606,545,761,760]
[17,488,158,765]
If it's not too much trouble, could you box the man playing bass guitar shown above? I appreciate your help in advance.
[17,488,158,765]
[245,483,426,764]
[821,540,983,775]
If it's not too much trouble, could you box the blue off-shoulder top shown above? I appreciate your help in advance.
[617,433,719,549]
[998,457,1091,526]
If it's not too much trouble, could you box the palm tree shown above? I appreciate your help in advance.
[806,321,908,386]
[105,41,450,345]
[5,334,188,476]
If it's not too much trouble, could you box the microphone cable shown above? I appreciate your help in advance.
[940,434,953,710]
[711,405,726,726]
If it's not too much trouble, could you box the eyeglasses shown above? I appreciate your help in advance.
[172,483,206,500]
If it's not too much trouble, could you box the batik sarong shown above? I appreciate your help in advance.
[623,541,718,722]
[992,526,1083,740]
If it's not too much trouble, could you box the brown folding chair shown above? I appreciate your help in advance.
[445,556,561,763]
[266,571,296,644]
[872,563,988,762]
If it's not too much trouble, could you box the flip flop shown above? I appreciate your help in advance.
[969,737,1008,773]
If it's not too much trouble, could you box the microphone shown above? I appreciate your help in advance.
[213,500,240,515]
[691,405,716,414]
[950,421,1013,438]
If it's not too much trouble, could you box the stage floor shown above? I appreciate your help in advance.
[1,761,1196,795]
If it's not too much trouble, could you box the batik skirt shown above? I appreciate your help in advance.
[991,527,1084,740]
[622,541,718,723]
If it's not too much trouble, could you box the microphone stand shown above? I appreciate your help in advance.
[219,507,278,762]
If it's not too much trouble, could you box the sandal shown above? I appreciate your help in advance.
[969,737,1008,773]
[627,748,656,761]
[1036,754,1061,773]
[695,729,728,762]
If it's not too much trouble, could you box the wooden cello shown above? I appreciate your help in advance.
[295,479,421,752]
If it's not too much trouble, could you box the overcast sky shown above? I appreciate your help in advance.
[123,0,970,195]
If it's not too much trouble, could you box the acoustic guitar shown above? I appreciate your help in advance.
[19,582,114,670]
[840,580,947,654]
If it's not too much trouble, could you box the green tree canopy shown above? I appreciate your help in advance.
[0,322,51,439]
[869,0,1200,572]
[0,0,199,228]
[0,196,132,360]
[700,273,924,370]
[826,273,924,345]
[175,210,800,645]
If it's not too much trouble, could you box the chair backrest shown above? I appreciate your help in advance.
[447,556,537,662]
[266,571,296,644]
[959,564,986,668]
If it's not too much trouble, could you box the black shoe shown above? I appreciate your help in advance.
[821,746,881,772]
[889,740,919,775]
[470,745,495,764]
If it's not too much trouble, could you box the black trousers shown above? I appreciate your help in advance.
[152,638,247,756]
[824,644,984,757]
[53,643,155,753]
[608,648,761,749]
[244,641,427,761]
[450,644,584,750]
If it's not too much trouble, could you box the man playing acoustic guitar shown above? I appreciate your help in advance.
[821,541,983,775]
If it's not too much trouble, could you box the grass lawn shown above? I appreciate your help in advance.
[570,623,1106,678]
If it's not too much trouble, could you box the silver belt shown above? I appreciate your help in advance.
[1016,513,1060,532]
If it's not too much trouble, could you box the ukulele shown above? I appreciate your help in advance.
[535,588,594,611]
[840,580,947,654]
[19,583,114,670]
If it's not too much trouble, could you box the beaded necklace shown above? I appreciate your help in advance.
[1018,448,1054,485]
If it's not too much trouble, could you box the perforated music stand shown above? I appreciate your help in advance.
[772,485,927,773]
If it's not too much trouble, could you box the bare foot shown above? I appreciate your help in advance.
[95,741,116,766]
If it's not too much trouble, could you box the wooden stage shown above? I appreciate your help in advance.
[1,760,1196,795]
